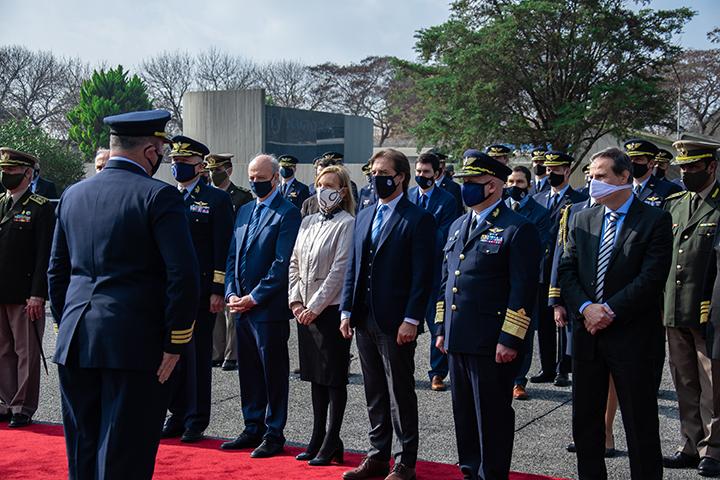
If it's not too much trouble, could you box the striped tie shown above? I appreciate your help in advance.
[371,204,388,246]
[239,204,265,291]
[595,211,620,302]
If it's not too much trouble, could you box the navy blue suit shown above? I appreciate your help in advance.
[48,158,200,479]
[341,194,436,467]
[281,178,310,209]
[532,186,588,377]
[437,175,464,217]
[409,185,459,381]
[166,180,234,433]
[225,188,301,442]
[436,202,540,480]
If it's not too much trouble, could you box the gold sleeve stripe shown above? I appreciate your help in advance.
[701,313,709,324]
[172,321,195,336]
[502,320,527,339]
[213,270,226,284]
[171,335,193,345]
[548,287,561,299]
[506,309,530,326]
[172,332,193,342]
[435,301,445,324]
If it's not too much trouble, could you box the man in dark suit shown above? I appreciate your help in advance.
[357,161,377,212]
[529,147,550,195]
[435,152,541,480]
[278,155,310,209]
[558,147,672,480]
[48,110,200,479]
[0,149,55,428]
[531,151,588,386]
[30,162,58,199]
[435,152,464,217]
[624,139,683,207]
[408,152,459,392]
[506,165,551,400]
[340,148,436,480]
[161,137,234,443]
[221,154,301,458]
[204,153,253,371]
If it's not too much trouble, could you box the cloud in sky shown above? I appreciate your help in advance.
[1,0,717,70]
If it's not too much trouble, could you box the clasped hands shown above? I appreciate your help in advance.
[582,303,615,335]
[227,294,257,313]
[291,302,318,325]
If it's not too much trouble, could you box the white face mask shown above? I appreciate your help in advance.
[317,187,343,213]
[589,178,632,200]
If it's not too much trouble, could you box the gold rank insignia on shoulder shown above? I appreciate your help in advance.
[713,187,719,199]
[29,194,48,205]
[193,185,201,194]
[700,223,717,227]
[492,207,500,218]
[666,191,688,201]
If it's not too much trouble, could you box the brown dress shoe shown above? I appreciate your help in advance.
[430,376,446,391]
[513,385,529,400]
[342,456,390,479]
[384,463,416,480]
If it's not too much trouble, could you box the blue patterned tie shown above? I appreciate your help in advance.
[419,194,428,210]
[595,211,619,302]
[371,204,388,245]
[239,204,265,291]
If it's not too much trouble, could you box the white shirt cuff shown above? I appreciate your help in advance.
[341,310,352,321]
[403,318,420,326]
[579,301,592,315]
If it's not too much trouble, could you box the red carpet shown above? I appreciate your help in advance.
[0,423,566,479]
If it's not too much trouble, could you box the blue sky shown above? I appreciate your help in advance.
[1,0,717,68]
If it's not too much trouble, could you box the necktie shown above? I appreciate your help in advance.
[371,204,388,245]
[550,194,559,210]
[1,196,11,218]
[595,211,620,302]
[180,188,188,200]
[419,194,428,210]
[512,201,520,211]
[634,184,642,196]
[690,193,702,217]
[281,183,287,196]
[239,204,266,291]
[470,214,478,232]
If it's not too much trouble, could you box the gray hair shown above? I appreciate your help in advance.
[250,153,279,174]
[109,134,153,151]
[591,147,632,184]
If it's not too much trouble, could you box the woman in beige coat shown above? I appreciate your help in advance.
[288,165,355,466]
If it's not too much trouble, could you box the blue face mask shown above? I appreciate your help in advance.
[279,167,294,179]
[250,180,274,198]
[461,181,490,207]
[171,162,200,183]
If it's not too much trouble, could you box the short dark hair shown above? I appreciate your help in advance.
[416,152,440,173]
[370,148,411,192]
[512,165,531,184]
[591,147,632,184]
[316,157,338,169]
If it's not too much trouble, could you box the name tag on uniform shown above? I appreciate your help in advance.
[13,211,31,223]
[190,202,210,214]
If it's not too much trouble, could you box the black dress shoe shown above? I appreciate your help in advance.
[699,457,720,477]
[308,441,344,466]
[221,359,238,371]
[251,439,284,458]
[663,451,700,469]
[295,450,319,461]
[212,360,223,368]
[161,419,184,438]
[566,442,576,453]
[220,432,263,450]
[604,447,617,458]
[553,373,571,387]
[530,371,555,383]
[181,429,204,443]
[0,412,12,422]
[8,413,31,428]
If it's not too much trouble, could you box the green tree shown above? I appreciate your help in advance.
[0,118,85,192]
[400,0,694,163]
[67,66,152,159]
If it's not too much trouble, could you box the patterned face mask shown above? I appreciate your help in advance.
[317,187,343,213]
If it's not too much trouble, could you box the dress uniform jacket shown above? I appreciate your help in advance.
[529,177,551,196]
[0,190,55,304]
[32,176,58,199]
[509,196,551,251]
[225,181,253,213]
[636,174,684,208]
[436,203,541,353]
[437,175,464,217]
[49,159,200,369]
[664,183,720,329]
[281,178,310,209]
[357,184,378,212]
[183,181,234,301]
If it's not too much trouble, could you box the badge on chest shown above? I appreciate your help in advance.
[13,210,32,223]
[190,201,210,214]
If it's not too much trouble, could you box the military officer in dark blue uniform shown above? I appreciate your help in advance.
[529,147,550,195]
[278,155,310,209]
[435,152,464,217]
[578,163,591,197]
[655,148,686,190]
[486,144,512,165]
[435,152,541,480]
[48,110,200,479]
[357,161,377,212]
[505,165,551,400]
[624,139,683,207]
[531,151,588,386]
[162,136,234,443]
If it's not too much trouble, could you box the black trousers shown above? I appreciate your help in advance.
[58,364,171,480]
[355,318,418,467]
[449,352,519,480]
[536,283,570,375]
[167,307,214,431]
[573,348,663,480]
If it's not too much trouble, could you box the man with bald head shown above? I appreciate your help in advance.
[94,148,111,172]
[221,154,301,458]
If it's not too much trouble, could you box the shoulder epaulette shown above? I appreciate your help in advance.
[29,193,49,205]
[665,191,688,201]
